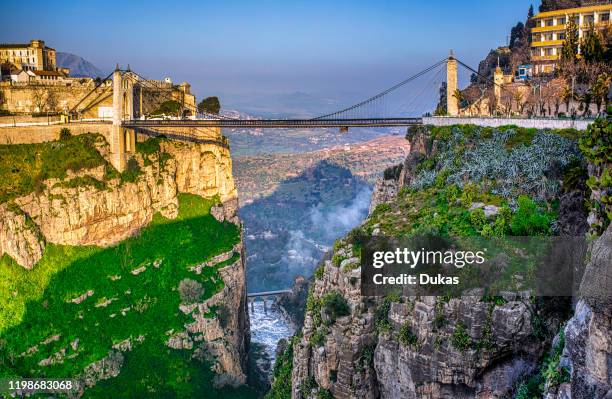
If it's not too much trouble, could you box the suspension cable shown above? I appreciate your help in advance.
[312,58,448,120]
[69,71,115,114]
[129,71,237,120]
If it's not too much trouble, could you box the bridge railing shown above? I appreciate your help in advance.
[124,117,422,128]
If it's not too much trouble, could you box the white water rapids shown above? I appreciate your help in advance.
[249,298,294,367]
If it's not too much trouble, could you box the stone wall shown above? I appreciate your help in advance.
[0,83,112,117]
[422,116,592,131]
[0,123,112,145]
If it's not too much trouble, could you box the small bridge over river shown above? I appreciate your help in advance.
[247,289,293,313]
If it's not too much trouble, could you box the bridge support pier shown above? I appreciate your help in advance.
[110,67,135,172]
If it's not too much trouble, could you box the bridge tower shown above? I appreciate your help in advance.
[493,58,504,111]
[446,50,459,116]
[110,66,136,172]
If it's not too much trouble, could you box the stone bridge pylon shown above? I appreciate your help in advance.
[110,65,137,172]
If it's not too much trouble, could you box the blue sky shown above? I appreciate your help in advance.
[2,0,538,116]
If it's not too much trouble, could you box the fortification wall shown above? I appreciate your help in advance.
[0,84,112,117]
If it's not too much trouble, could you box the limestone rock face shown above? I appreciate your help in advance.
[368,177,398,214]
[1,135,240,269]
[557,225,612,399]
[14,161,178,248]
[0,203,45,269]
[1,134,249,390]
[291,246,549,399]
[290,127,561,399]
[162,140,238,204]
[179,242,250,387]
[561,300,612,399]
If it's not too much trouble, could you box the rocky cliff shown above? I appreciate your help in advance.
[287,123,611,399]
[0,131,250,391]
[0,135,240,269]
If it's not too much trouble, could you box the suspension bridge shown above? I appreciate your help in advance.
[64,52,490,171]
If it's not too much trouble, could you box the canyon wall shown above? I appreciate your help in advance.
[0,130,248,387]
[289,124,611,399]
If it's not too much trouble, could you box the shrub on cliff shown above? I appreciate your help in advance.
[266,337,296,399]
[398,323,419,348]
[510,196,554,236]
[120,157,142,184]
[383,163,403,180]
[451,322,471,351]
[59,128,72,140]
[178,278,204,303]
[321,291,349,324]
[578,117,611,234]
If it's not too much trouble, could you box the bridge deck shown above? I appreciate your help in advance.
[247,289,293,297]
[124,117,421,129]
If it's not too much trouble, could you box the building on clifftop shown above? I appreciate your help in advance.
[530,3,612,74]
[0,40,61,72]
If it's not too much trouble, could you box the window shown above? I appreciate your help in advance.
[546,19,554,26]
[545,33,553,41]
[558,17,566,25]
[533,34,541,42]
[558,32,566,40]
[545,48,554,56]
[572,16,580,25]
[600,12,610,22]
[584,14,594,25]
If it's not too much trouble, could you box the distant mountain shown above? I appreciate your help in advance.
[56,52,105,78]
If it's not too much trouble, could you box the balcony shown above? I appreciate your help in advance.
[532,24,567,33]
[531,55,560,61]
[531,40,564,47]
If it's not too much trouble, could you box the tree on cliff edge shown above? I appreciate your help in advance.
[197,96,221,115]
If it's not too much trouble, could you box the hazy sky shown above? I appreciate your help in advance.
[2,0,537,116]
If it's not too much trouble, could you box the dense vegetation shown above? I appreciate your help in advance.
[0,132,109,203]
[0,194,255,398]
[198,96,221,115]
[151,100,182,116]
[578,117,611,234]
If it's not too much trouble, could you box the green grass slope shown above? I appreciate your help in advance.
[0,194,256,398]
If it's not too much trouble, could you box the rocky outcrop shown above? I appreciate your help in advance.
[162,140,237,204]
[1,134,241,269]
[0,203,45,269]
[177,242,250,387]
[14,161,178,249]
[1,132,250,392]
[368,178,398,214]
[162,139,239,224]
[291,239,556,399]
[555,225,612,399]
